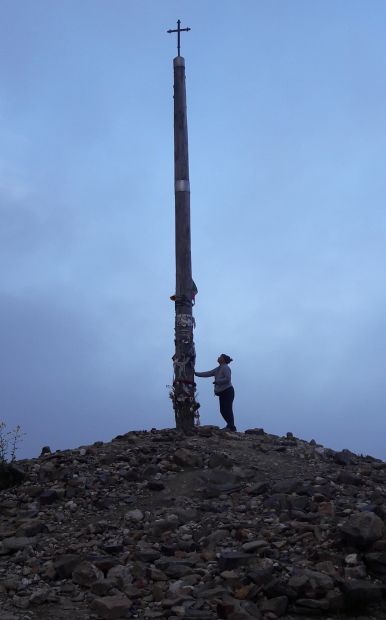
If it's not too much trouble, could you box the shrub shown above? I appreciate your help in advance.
[0,422,25,464]
[0,422,26,490]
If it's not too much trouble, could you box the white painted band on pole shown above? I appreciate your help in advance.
[175,180,190,192]
[174,56,185,67]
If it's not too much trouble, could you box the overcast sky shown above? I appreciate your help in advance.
[1,0,386,460]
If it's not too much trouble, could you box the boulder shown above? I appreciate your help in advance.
[340,512,385,547]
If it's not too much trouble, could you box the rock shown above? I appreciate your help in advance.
[241,540,268,553]
[125,508,144,522]
[38,461,56,482]
[91,578,115,596]
[12,595,30,610]
[136,549,161,562]
[54,554,83,579]
[318,500,335,517]
[272,478,305,494]
[2,578,19,592]
[244,428,265,435]
[315,560,339,579]
[247,559,274,585]
[0,536,36,555]
[152,515,179,535]
[15,518,44,537]
[102,542,124,554]
[72,561,104,586]
[365,551,386,574]
[294,598,330,611]
[195,425,218,437]
[147,479,165,491]
[325,588,345,611]
[334,449,355,466]
[336,470,361,485]
[260,596,288,616]
[39,489,59,504]
[0,463,26,490]
[225,613,255,620]
[344,563,367,579]
[219,551,255,571]
[246,482,269,495]
[343,579,383,606]
[106,565,133,589]
[87,554,120,574]
[340,511,385,547]
[208,452,233,469]
[41,560,56,580]
[164,563,192,579]
[29,588,50,604]
[288,569,334,598]
[167,580,186,596]
[148,567,168,581]
[90,594,132,619]
[345,552,359,565]
[174,448,203,468]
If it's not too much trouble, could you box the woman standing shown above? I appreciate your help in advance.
[195,354,236,431]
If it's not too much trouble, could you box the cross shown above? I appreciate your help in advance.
[167,20,191,56]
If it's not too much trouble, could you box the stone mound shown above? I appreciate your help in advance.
[1,426,386,619]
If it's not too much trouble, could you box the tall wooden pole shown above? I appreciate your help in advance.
[168,22,198,431]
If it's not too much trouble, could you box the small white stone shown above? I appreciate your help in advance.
[168,580,184,595]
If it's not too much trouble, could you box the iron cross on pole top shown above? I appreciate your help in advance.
[167,20,191,56]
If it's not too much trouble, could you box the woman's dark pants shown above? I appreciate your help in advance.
[218,387,236,430]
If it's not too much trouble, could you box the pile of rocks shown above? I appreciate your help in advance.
[1,426,386,620]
